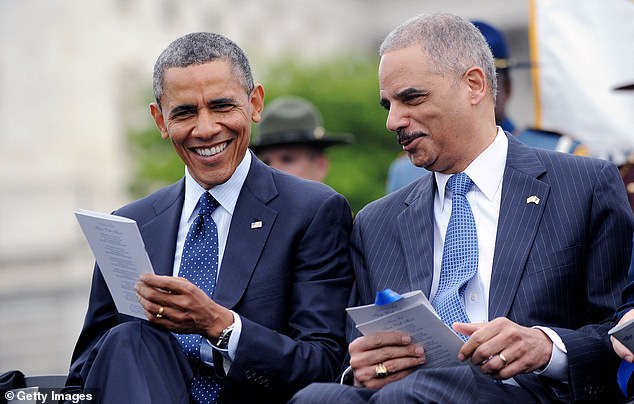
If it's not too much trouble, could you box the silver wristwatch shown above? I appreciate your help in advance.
[215,323,234,349]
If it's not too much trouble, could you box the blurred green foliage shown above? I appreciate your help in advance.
[127,125,185,197]
[127,53,402,213]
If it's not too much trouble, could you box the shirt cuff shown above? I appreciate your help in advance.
[532,326,568,382]
[340,366,353,384]
[201,311,242,374]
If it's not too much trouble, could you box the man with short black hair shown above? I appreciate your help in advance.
[65,32,353,404]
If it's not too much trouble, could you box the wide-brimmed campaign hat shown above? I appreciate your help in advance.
[251,96,353,152]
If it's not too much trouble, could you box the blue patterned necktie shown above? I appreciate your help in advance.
[432,173,478,340]
[176,191,222,404]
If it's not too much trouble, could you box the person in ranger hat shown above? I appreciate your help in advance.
[251,96,353,182]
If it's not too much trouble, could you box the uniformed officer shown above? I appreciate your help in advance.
[251,96,353,182]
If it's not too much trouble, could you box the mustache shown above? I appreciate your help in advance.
[396,131,426,145]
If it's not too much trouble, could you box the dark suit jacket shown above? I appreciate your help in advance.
[616,238,634,317]
[67,154,354,403]
[349,135,633,402]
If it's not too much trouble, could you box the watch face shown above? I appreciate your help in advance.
[218,330,232,349]
[217,324,234,349]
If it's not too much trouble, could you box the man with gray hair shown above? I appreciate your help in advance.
[64,32,353,403]
[292,12,632,402]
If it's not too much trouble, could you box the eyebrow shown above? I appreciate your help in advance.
[168,104,197,119]
[396,87,429,100]
[168,96,239,119]
[207,97,236,107]
[379,87,430,110]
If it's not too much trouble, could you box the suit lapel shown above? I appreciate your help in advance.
[140,180,185,277]
[397,173,436,297]
[213,156,278,309]
[489,136,549,319]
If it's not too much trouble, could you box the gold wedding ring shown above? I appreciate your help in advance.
[156,306,164,318]
[499,353,507,366]
[375,363,388,378]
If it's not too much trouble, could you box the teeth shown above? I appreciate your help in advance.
[195,142,227,156]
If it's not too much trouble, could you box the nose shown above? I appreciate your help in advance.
[193,110,220,138]
[385,104,408,133]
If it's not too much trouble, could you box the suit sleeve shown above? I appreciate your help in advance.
[616,237,634,318]
[218,192,353,401]
[551,162,634,401]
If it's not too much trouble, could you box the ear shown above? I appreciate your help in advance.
[250,84,265,123]
[150,102,169,140]
[464,66,487,105]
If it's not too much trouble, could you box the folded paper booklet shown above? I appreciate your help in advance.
[346,290,466,368]
[609,318,634,352]
[75,209,155,319]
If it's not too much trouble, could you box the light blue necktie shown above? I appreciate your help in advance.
[176,191,222,404]
[432,173,478,340]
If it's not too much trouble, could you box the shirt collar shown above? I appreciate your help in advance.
[183,151,252,221]
[435,127,508,211]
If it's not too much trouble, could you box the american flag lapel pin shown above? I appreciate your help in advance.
[526,195,540,205]
[251,220,263,229]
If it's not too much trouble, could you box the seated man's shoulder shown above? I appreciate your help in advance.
[358,177,427,222]
[532,145,614,174]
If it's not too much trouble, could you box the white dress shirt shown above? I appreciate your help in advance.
[431,128,568,383]
[173,151,252,371]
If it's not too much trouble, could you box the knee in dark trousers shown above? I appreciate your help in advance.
[80,321,193,404]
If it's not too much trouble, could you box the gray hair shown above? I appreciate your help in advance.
[152,32,254,107]
[380,13,497,102]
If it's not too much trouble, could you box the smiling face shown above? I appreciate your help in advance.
[150,60,264,189]
[379,45,492,174]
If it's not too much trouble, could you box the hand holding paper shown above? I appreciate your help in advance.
[75,209,155,319]
[135,273,233,340]
[345,289,468,387]
[348,331,425,389]
[75,209,234,337]
[610,309,634,362]
[346,289,466,369]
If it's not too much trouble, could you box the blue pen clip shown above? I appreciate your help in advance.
[374,288,403,306]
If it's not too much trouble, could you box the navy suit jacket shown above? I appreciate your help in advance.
[67,154,354,403]
[349,135,633,402]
